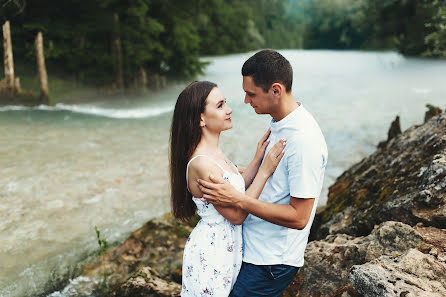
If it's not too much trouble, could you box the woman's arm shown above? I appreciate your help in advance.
[196,140,286,225]
[187,157,247,225]
[241,129,271,188]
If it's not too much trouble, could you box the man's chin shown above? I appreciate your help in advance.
[254,109,266,115]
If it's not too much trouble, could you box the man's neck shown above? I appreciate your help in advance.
[270,94,299,122]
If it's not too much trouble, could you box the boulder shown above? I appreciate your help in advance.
[113,266,181,297]
[349,249,446,297]
[284,221,423,296]
[311,112,446,240]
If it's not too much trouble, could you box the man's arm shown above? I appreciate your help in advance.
[236,194,314,230]
[199,175,314,230]
[196,140,285,224]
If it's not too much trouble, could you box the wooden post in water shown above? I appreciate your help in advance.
[112,13,124,90]
[139,66,148,93]
[2,21,15,93]
[35,32,49,104]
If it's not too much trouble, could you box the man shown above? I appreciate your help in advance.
[198,49,328,297]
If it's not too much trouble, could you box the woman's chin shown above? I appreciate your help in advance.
[223,124,233,131]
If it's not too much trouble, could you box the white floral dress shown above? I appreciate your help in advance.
[181,155,245,297]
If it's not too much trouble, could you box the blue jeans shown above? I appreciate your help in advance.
[229,262,299,297]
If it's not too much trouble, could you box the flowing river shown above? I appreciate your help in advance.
[0,50,445,297]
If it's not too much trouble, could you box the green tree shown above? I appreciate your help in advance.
[361,0,435,55]
[423,0,446,57]
[302,0,369,49]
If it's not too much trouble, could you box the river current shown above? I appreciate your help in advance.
[0,50,445,297]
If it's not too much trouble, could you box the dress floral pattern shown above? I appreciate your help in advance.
[182,156,245,297]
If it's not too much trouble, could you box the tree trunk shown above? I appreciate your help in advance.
[112,13,124,89]
[2,21,15,93]
[35,31,49,104]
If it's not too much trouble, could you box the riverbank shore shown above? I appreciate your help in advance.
[0,68,171,107]
[61,107,446,297]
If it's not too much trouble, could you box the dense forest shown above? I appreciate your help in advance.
[1,0,445,88]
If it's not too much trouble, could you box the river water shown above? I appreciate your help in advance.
[0,50,445,297]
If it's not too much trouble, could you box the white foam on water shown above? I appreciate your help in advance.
[412,88,432,94]
[47,276,99,297]
[0,103,174,119]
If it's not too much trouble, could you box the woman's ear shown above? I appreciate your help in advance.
[200,115,206,127]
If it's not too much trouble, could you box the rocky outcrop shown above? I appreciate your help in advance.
[349,249,446,297]
[283,220,446,296]
[311,112,446,240]
[425,104,443,123]
[80,214,198,296]
[378,116,402,149]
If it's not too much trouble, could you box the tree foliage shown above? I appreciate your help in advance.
[0,0,261,85]
[423,0,446,57]
[302,0,369,49]
[0,0,444,88]
[300,0,446,57]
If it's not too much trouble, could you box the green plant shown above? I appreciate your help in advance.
[94,226,110,296]
[425,104,442,112]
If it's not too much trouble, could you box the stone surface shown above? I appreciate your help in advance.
[113,266,181,297]
[349,249,446,297]
[284,221,423,296]
[425,105,443,123]
[311,112,446,240]
[80,214,197,295]
[378,115,402,149]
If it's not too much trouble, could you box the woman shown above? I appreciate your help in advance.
[170,81,285,296]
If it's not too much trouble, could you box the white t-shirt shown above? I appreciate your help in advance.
[242,103,328,267]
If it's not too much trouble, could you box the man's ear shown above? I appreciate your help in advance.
[271,83,283,97]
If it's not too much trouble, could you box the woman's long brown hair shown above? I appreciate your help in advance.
[170,81,217,221]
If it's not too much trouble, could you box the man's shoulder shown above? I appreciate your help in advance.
[283,130,327,157]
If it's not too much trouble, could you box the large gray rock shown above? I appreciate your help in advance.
[113,266,181,297]
[284,221,423,296]
[349,249,446,297]
[312,112,446,240]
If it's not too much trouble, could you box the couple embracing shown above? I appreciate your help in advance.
[170,49,328,297]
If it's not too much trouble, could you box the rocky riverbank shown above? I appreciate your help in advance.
[76,108,445,297]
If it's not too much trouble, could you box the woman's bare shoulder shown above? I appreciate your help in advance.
[188,155,223,179]
[187,156,223,197]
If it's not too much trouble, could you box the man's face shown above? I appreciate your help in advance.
[242,76,273,114]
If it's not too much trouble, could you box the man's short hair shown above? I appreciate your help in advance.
[242,49,293,93]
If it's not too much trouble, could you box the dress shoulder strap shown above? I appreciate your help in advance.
[185,155,226,192]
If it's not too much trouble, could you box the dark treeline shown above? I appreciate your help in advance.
[302,0,446,57]
[0,0,445,88]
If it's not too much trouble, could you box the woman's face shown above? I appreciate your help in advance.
[201,87,233,133]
